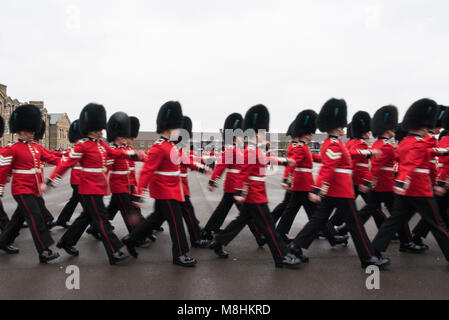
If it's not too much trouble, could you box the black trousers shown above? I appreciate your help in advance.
[128,199,189,258]
[203,192,264,244]
[412,193,449,239]
[215,202,287,265]
[276,191,334,239]
[327,188,368,228]
[293,197,375,263]
[0,199,10,231]
[271,191,292,222]
[0,194,54,254]
[59,194,123,258]
[37,196,54,224]
[107,193,144,233]
[357,191,412,243]
[57,184,81,225]
[373,196,449,260]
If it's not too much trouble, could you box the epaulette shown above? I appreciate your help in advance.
[154,138,165,145]
[415,136,423,141]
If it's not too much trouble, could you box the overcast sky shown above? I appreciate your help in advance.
[1,0,448,132]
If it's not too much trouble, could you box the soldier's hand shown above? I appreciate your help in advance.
[281,183,289,191]
[40,183,49,193]
[434,186,447,197]
[234,195,245,204]
[204,167,213,175]
[287,158,296,166]
[370,149,382,158]
[393,186,406,195]
[358,184,370,194]
[207,185,214,192]
[132,201,143,208]
[309,193,321,203]
[137,151,147,160]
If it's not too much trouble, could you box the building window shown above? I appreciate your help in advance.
[140,141,145,148]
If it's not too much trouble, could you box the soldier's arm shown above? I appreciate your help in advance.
[0,147,14,196]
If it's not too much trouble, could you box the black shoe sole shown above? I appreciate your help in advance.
[399,247,426,254]
[275,263,301,269]
[173,261,197,267]
[109,255,131,265]
[39,253,60,264]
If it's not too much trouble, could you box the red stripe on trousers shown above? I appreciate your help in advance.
[183,203,199,241]
[348,200,372,258]
[117,194,132,228]
[256,204,283,258]
[19,195,45,250]
[427,198,449,240]
[89,196,115,253]
[167,200,183,256]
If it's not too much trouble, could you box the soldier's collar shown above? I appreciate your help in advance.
[299,140,306,144]
[328,135,339,139]
[408,133,423,138]
[18,139,31,144]
[88,137,101,142]
[159,136,169,142]
[380,136,389,140]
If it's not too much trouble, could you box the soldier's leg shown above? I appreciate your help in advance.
[0,199,10,231]
[233,197,265,246]
[276,191,304,238]
[215,203,252,247]
[107,193,120,221]
[180,196,202,244]
[0,208,24,246]
[56,184,80,225]
[115,193,144,232]
[203,193,234,233]
[37,196,54,224]
[12,195,54,253]
[271,191,291,223]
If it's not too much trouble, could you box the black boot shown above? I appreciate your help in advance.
[136,238,151,248]
[411,235,429,250]
[173,255,197,267]
[288,243,309,263]
[256,236,266,248]
[109,251,131,265]
[275,253,301,269]
[0,244,19,254]
[122,236,138,258]
[39,249,60,264]
[209,240,229,258]
[328,234,349,247]
[361,255,390,269]
[50,221,71,230]
[400,242,427,253]
[86,226,101,241]
[280,234,293,244]
[200,229,213,241]
[56,241,79,256]
[192,239,211,248]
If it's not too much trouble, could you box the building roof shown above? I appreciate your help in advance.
[49,113,65,125]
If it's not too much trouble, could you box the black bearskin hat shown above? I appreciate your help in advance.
[372,105,398,138]
[129,116,140,139]
[351,111,371,138]
[436,105,448,129]
[286,121,295,137]
[0,116,4,138]
[34,120,46,141]
[224,113,244,131]
[79,103,107,136]
[107,112,131,142]
[182,116,193,139]
[156,101,183,134]
[68,120,83,143]
[293,110,317,137]
[395,123,408,142]
[243,104,270,133]
[401,98,438,131]
[9,104,42,133]
[316,98,347,132]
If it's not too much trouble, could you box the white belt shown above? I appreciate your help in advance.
[334,168,352,174]
[295,168,313,173]
[227,169,240,174]
[381,167,395,171]
[356,163,369,168]
[129,167,136,171]
[82,168,106,173]
[414,168,430,174]
[249,176,266,182]
[430,160,438,164]
[12,169,41,174]
[155,171,180,176]
[180,173,188,178]
[110,171,129,175]
[73,166,82,170]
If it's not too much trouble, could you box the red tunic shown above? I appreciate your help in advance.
[291,141,321,192]
[0,141,60,196]
[210,145,244,194]
[314,137,355,199]
[349,139,371,186]
[370,138,396,193]
[48,138,133,195]
[108,144,132,194]
[137,137,184,202]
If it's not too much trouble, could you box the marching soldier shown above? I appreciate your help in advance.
[371,99,449,264]
[0,104,60,263]
[209,104,301,269]
[52,120,84,229]
[288,98,390,268]
[276,110,347,247]
[46,103,139,265]
[203,113,265,246]
[122,101,197,267]
[105,112,146,237]
[0,116,10,231]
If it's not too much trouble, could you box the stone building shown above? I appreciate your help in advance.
[0,83,71,150]
[48,113,71,150]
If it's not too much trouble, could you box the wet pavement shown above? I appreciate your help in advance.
[0,164,448,299]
